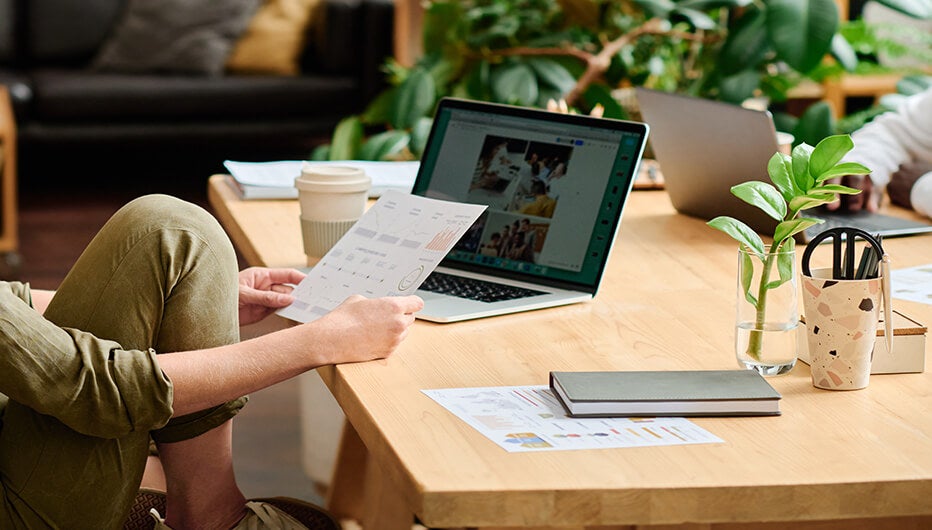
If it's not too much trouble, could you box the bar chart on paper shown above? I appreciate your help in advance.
[278,190,487,323]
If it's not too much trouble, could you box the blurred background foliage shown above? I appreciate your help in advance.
[312,0,931,162]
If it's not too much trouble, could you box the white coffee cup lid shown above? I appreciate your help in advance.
[295,163,371,193]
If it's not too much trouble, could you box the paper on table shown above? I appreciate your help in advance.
[278,189,487,323]
[891,264,932,305]
[422,385,724,453]
[223,160,420,198]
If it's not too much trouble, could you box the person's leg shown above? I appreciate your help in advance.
[1,195,245,528]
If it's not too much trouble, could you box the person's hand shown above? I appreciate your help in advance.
[238,267,306,326]
[824,174,878,213]
[887,161,932,210]
[311,295,424,364]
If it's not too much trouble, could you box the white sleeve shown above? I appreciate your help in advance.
[910,173,932,219]
[843,89,932,190]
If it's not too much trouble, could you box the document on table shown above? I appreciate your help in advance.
[223,160,420,199]
[278,190,487,323]
[422,385,724,453]
[891,264,932,305]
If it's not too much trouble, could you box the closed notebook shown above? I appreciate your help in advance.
[549,370,781,417]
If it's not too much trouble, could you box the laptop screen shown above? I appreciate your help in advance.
[412,98,648,292]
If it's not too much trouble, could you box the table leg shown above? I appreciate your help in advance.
[327,420,415,530]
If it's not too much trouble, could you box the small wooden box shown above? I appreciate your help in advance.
[797,310,927,374]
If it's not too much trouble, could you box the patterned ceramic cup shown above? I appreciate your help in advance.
[801,267,882,390]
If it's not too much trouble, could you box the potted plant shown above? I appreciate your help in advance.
[707,134,869,375]
[314,0,904,162]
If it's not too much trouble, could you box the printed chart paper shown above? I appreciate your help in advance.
[891,264,932,306]
[422,385,724,453]
[279,190,487,323]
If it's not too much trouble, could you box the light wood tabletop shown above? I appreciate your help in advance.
[208,174,932,530]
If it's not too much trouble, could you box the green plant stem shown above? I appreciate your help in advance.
[746,242,782,360]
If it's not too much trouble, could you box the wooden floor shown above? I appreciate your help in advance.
[7,174,322,505]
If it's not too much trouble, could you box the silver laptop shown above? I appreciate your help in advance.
[635,87,932,242]
[412,98,649,323]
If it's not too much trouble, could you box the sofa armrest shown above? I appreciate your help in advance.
[307,0,394,103]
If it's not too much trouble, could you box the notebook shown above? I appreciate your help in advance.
[411,98,649,322]
[634,87,932,243]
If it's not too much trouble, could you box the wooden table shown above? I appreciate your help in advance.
[208,174,932,530]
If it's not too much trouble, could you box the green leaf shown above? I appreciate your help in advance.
[767,152,796,202]
[829,33,858,72]
[740,250,759,308]
[409,117,434,159]
[791,143,815,192]
[583,84,627,119]
[361,89,397,125]
[792,101,834,148]
[309,144,330,161]
[814,162,871,182]
[788,192,838,213]
[767,0,839,73]
[527,57,577,95]
[718,70,762,104]
[673,7,717,30]
[390,68,437,130]
[708,216,765,256]
[871,0,932,18]
[731,181,787,221]
[357,130,410,161]
[329,116,363,161]
[815,183,862,195]
[809,134,853,179]
[491,62,538,107]
[773,217,822,245]
[718,6,770,76]
[766,243,797,289]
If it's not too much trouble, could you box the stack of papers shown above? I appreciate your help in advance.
[223,160,420,200]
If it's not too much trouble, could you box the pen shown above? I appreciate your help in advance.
[881,253,893,355]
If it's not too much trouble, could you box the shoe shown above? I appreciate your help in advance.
[150,501,308,529]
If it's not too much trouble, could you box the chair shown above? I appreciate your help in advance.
[123,489,340,530]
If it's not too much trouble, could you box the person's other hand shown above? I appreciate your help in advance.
[238,267,306,326]
[312,295,424,364]
[887,161,932,209]
[824,174,878,213]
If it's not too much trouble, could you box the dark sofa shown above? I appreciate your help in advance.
[0,0,394,180]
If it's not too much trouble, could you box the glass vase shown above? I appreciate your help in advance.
[735,247,799,376]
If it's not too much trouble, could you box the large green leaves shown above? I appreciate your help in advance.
[767,0,839,73]
[329,116,363,161]
[873,0,932,18]
[390,69,436,130]
[808,134,853,179]
[491,61,538,106]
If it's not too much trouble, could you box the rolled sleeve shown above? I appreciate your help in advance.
[0,283,174,438]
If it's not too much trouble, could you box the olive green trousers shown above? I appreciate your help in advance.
[0,195,246,529]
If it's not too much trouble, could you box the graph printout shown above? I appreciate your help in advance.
[279,190,487,323]
[422,385,724,453]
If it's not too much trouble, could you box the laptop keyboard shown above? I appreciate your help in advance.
[419,272,546,303]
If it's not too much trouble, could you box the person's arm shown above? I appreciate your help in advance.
[156,294,424,416]
[833,88,932,212]
[888,161,932,218]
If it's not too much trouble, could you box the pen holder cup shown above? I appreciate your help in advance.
[801,268,882,390]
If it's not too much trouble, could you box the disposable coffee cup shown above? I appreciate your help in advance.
[801,267,882,390]
[295,163,371,261]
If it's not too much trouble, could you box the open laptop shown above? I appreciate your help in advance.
[411,98,649,323]
[634,87,932,242]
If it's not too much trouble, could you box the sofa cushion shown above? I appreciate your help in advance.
[27,0,125,64]
[91,0,260,76]
[28,69,362,122]
[226,0,321,76]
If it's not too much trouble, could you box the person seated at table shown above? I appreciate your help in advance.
[0,194,423,529]
[829,86,932,218]
[519,180,557,218]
